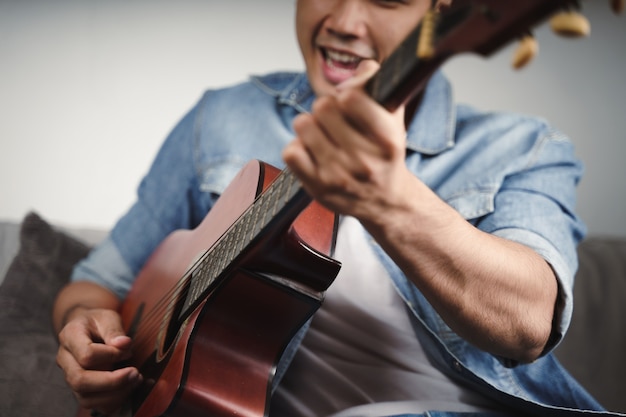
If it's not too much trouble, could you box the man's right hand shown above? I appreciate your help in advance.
[56,306,142,414]
[53,281,142,415]
[56,307,143,415]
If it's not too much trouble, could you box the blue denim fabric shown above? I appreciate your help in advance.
[71,71,621,416]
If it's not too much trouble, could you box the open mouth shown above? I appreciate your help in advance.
[323,48,362,71]
[320,47,364,84]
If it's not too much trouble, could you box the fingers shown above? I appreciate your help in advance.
[337,88,406,156]
[59,310,132,370]
[56,308,140,413]
[96,312,131,347]
[288,101,377,187]
[67,365,142,413]
[284,56,408,217]
[286,90,404,188]
[333,58,404,148]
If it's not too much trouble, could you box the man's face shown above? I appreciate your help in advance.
[296,0,430,97]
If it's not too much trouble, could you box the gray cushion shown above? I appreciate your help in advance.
[555,237,626,413]
[0,212,85,417]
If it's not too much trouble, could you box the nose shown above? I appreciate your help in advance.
[323,0,368,40]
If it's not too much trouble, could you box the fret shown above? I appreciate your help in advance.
[271,173,285,217]
[192,272,203,303]
[221,231,232,261]
[279,173,290,209]
[180,168,306,318]
[236,211,250,249]
[247,203,259,244]
[257,195,270,237]
[205,254,218,282]
[191,259,208,305]
[240,206,253,250]
[190,268,201,300]
[224,227,237,263]
[232,220,245,255]
[286,171,300,202]
[198,255,212,286]
[215,239,227,276]
[200,256,218,294]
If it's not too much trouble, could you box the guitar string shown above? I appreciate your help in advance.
[125,169,299,356]
[127,201,261,354]
[128,177,286,355]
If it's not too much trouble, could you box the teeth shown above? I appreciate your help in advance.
[326,49,361,64]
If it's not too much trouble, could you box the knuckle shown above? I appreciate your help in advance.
[312,96,335,116]
[74,348,99,369]
[293,113,313,134]
[338,89,360,109]
[55,350,65,369]
[354,161,375,182]
[66,371,88,392]
[321,170,350,194]
[57,322,76,342]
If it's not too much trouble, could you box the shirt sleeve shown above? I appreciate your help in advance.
[478,127,586,354]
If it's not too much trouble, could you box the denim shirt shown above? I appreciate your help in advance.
[72,71,621,416]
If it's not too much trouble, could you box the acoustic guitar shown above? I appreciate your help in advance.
[76,1,612,416]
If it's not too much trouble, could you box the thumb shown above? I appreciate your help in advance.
[335,59,380,92]
[94,311,132,349]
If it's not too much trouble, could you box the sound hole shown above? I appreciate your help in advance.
[156,279,190,362]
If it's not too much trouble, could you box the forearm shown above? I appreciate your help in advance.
[362,175,558,363]
[53,281,122,334]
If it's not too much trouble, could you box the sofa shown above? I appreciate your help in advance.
[0,212,624,416]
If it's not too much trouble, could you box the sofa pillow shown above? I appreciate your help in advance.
[0,212,87,417]
[555,237,626,413]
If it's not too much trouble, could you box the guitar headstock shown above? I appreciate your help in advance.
[366,0,622,111]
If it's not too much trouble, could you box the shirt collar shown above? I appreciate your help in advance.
[252,72,315,114]
[253,70,456,155]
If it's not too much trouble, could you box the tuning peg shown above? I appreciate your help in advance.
[512,34,538,70]
[417,9,438,59]
[550,11,591,37]
[611,0,624,14]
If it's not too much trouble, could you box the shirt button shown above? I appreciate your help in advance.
[453,361,463,372]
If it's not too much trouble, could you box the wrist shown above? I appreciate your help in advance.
[60,304,91,328]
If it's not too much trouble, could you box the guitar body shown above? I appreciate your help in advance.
[77,160,340,417]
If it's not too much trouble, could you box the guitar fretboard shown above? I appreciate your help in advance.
[180,169,307,317]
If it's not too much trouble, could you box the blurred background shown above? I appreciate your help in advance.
[1,0,624,236]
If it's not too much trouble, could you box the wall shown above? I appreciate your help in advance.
[445,1,626,238]
[1,1,624,236]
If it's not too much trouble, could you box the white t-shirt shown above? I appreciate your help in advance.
[270,217,501,417]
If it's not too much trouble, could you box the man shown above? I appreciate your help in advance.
[53,1,616,416]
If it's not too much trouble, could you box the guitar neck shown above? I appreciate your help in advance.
[182,0,582,318]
